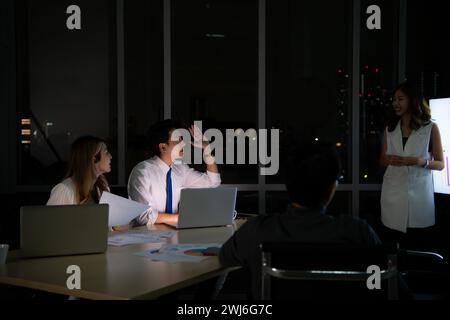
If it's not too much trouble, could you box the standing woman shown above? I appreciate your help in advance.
[380,82,444,247]
[47,136,112,205]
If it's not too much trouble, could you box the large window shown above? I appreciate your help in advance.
[16,0,117,186]
[266,0,353,185]
[124,0,164,177]
[359,0,398,184]
[171,0,259,184]
[359,191,383,234]
[405,0,450,99]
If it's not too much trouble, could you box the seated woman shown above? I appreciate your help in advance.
[47,135,112,205]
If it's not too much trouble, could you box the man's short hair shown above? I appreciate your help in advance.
[146,119,183,156]
[285,141,341,208]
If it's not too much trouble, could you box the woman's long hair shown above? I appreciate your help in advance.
[387,82,431,132]
[65,136,109,204]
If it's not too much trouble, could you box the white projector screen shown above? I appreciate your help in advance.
[430,98,450,195]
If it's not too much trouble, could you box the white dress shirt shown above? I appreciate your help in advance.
[127,156,221,225]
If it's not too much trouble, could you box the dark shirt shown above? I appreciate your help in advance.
[402,137,408,149]
[219,205,381,298]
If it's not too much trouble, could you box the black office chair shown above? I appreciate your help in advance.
[260,242,400,300]
[398,249,448,300]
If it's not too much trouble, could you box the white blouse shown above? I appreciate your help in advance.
[47,177,109,205]
[47,178,78,205]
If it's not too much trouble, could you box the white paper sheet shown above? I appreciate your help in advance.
[108,230,175,246]
[100,191,151,227]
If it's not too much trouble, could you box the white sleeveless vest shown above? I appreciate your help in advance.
[380,121,435,233]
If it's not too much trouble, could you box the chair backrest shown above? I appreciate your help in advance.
[260,242,399,300]
[398,249,448,300]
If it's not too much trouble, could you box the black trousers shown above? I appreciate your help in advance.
[381,225,437,251]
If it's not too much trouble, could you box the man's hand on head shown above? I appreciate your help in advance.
[189,124,209,149]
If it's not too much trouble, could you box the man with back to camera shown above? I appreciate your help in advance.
[128,119,221,226]
[219,140,382,298]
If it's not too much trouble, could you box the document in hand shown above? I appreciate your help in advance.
[100,191,151,227]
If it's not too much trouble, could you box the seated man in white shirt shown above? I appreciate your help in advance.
[128,119,221,226]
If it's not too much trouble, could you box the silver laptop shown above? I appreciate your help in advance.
[165,188,237,229]
[20,204,109,258]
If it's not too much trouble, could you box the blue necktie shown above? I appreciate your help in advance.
[165,168,173,214]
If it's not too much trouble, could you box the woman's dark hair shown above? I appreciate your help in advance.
[65,135,109,204]
[387,82,431,132]
[285,141,341,208]
[146,119,183,156]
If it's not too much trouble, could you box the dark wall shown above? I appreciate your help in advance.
[15,0,117,186]
[0,0,16,194]
[406,0,450,98]
[0,1,17,246]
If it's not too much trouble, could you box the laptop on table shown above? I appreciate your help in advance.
[165,187,237,229]
[20,204,109,258]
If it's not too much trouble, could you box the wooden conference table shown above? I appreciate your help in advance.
[0,219,245,300]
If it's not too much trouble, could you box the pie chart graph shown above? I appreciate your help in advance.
[184,248,218,257]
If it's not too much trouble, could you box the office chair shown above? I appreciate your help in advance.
[398,249,448,300]
[260,242,400,300]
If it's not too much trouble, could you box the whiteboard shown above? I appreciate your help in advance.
[430,98,450,195]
